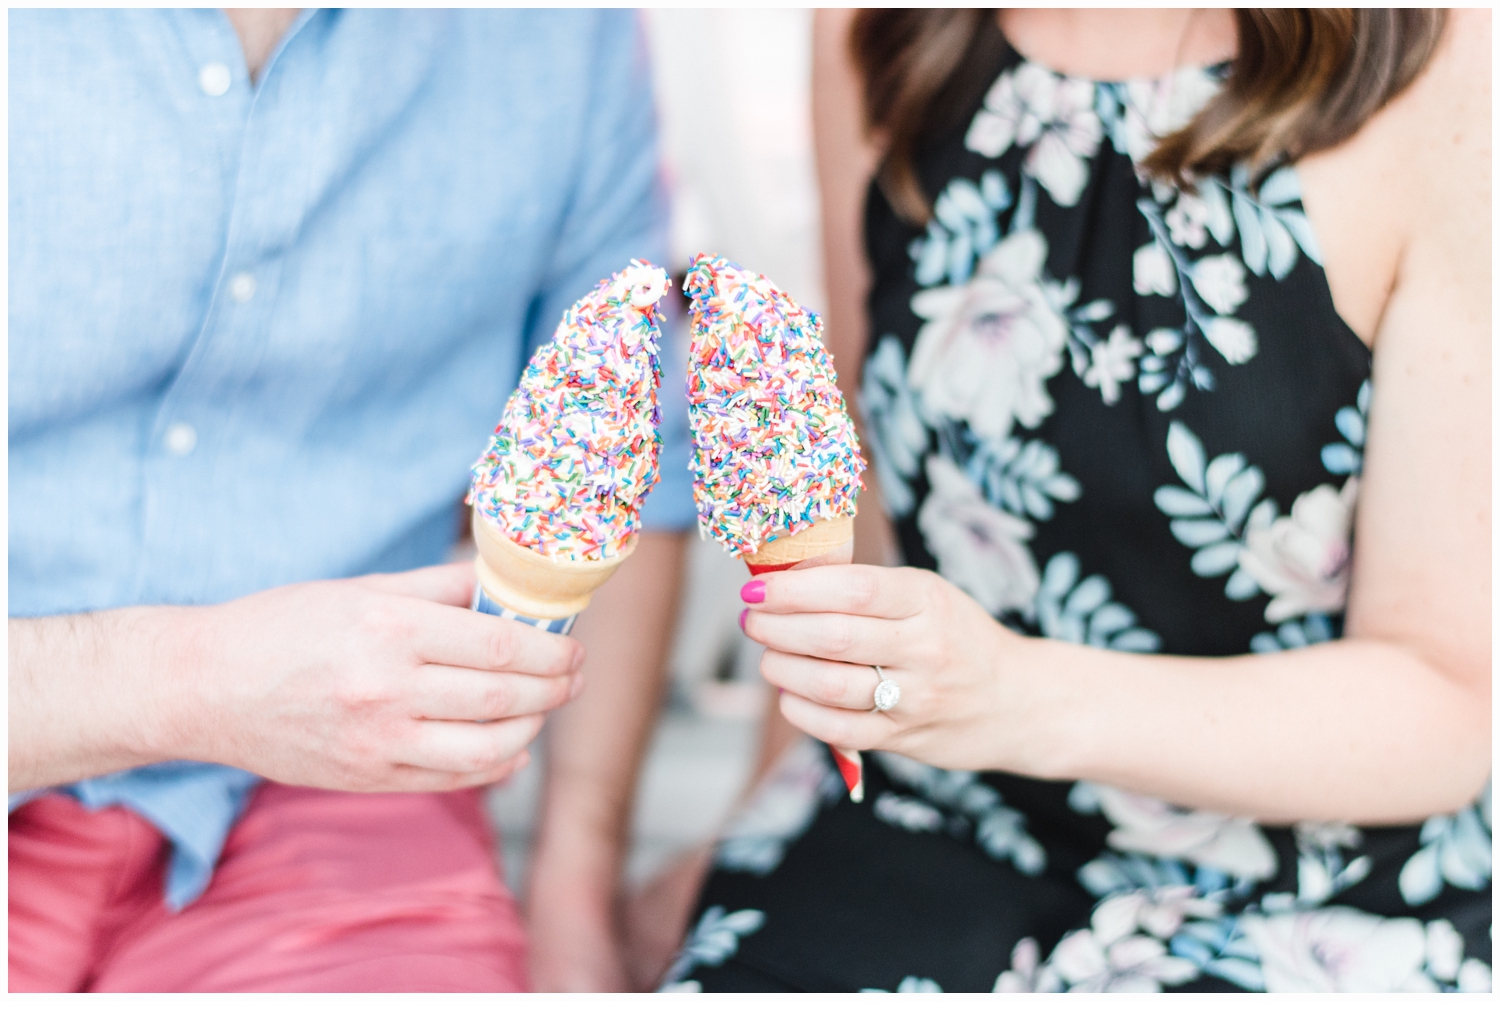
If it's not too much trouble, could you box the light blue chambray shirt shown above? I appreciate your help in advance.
[9,8,695,909]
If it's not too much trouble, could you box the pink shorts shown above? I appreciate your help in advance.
[8,784,529,992]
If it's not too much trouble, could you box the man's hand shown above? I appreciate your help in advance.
[9,562,584,793]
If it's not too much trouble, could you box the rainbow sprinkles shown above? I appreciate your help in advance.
[685,254,865,557]
[468,260,671,562]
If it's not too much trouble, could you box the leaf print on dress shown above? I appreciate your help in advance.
[965,62,1103,206]
[1223,164,1323,279]
[1321,379,1371,477]
[1153,419,1277,601]
[959,431,1080,521]
[714,737,844,877]
[918,455,1040,618]
[1398,784,1492,907]
[1070,780,1277,882]
[1035,552,1160,652]
[875,752,1046,875]
[659,905,766,990]
[908,229,1070,442]
[907,170,1013,287]
[1258,821,1371,913]
[859,335,929,518]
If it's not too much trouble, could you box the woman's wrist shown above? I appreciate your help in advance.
[983,627,1102,783]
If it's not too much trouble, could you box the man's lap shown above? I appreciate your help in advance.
[9,783,528,992]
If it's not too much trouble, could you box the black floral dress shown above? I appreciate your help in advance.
[667,45,1492,994]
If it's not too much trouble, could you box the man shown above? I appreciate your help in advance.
[9,9,689,991]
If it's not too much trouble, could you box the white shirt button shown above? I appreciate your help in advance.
[198,63,232,97]
[164,422,198,456]
[228,272,256,303]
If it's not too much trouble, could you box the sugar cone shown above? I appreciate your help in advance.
[742,515,854,574]
[471,508,635,620]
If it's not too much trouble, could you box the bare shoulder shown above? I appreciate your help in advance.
[1370,10,1489,220]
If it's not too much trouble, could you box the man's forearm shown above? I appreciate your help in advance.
[8,608,187,792]
[528,530,688,905]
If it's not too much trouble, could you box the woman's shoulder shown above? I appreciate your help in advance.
[1293,11,1488,344]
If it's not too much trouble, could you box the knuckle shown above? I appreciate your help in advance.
[811,670,846,706]
[481,626,519,671]
[848,568,880,610]
[478,680,516,718]
[821,622,855,658]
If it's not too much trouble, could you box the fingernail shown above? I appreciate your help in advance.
[569,674,585,700]
[570,647,586,672]
[738,608,748,631]
[740,580,766,604]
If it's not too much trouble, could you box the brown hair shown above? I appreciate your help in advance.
[852,9,1447,223]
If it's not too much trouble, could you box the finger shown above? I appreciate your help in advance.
[384,749,534,792]
[410,601,584,676]
[361,562,475,607]
[744,565,926,620]
[778,692,889,752]
[394,714,546,775]
[414,666,580,721]
[742,609,901,668]
[760,650,884,712]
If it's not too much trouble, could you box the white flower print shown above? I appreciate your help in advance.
[1132,242,1177,297]
[1457,959,1493,992]
[1190,254,1249,315]
[965,62,1102,206]
[917,455,1040,618]
[1082,325,1143,405]
[1239,907,1439,993]
[909,229,1069,442]
[1238,478,1358,623]
[1165,192,1212,248]
[1202,316,1258,365]
[1093,886,1224,942]
[1424,919,1463,983]
[1046,894,1201,993]
[994,937,1064,993]
[1107,67,1223,164]
[1073,781,1277,881]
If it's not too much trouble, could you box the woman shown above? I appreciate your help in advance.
[663,8,1490,992]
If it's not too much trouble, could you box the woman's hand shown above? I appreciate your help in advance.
[740,564,1060,776]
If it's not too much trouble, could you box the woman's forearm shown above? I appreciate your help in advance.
[1028,633,1490,824]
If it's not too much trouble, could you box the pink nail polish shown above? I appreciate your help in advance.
[739,608,748,631]
[741,580,766,604]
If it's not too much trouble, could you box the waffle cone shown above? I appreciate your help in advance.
[471,509,635,619]
[742,515,854,571]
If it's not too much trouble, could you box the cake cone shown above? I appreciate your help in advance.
[472,509,635,621]
[743,515,854,575]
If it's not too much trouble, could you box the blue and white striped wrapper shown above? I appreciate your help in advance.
[470,582,578,635]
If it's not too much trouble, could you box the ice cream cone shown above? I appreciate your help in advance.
[742,515,854,575]
[471,508,636,621]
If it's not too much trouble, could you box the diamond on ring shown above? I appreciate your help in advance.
[872,666,900,712]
